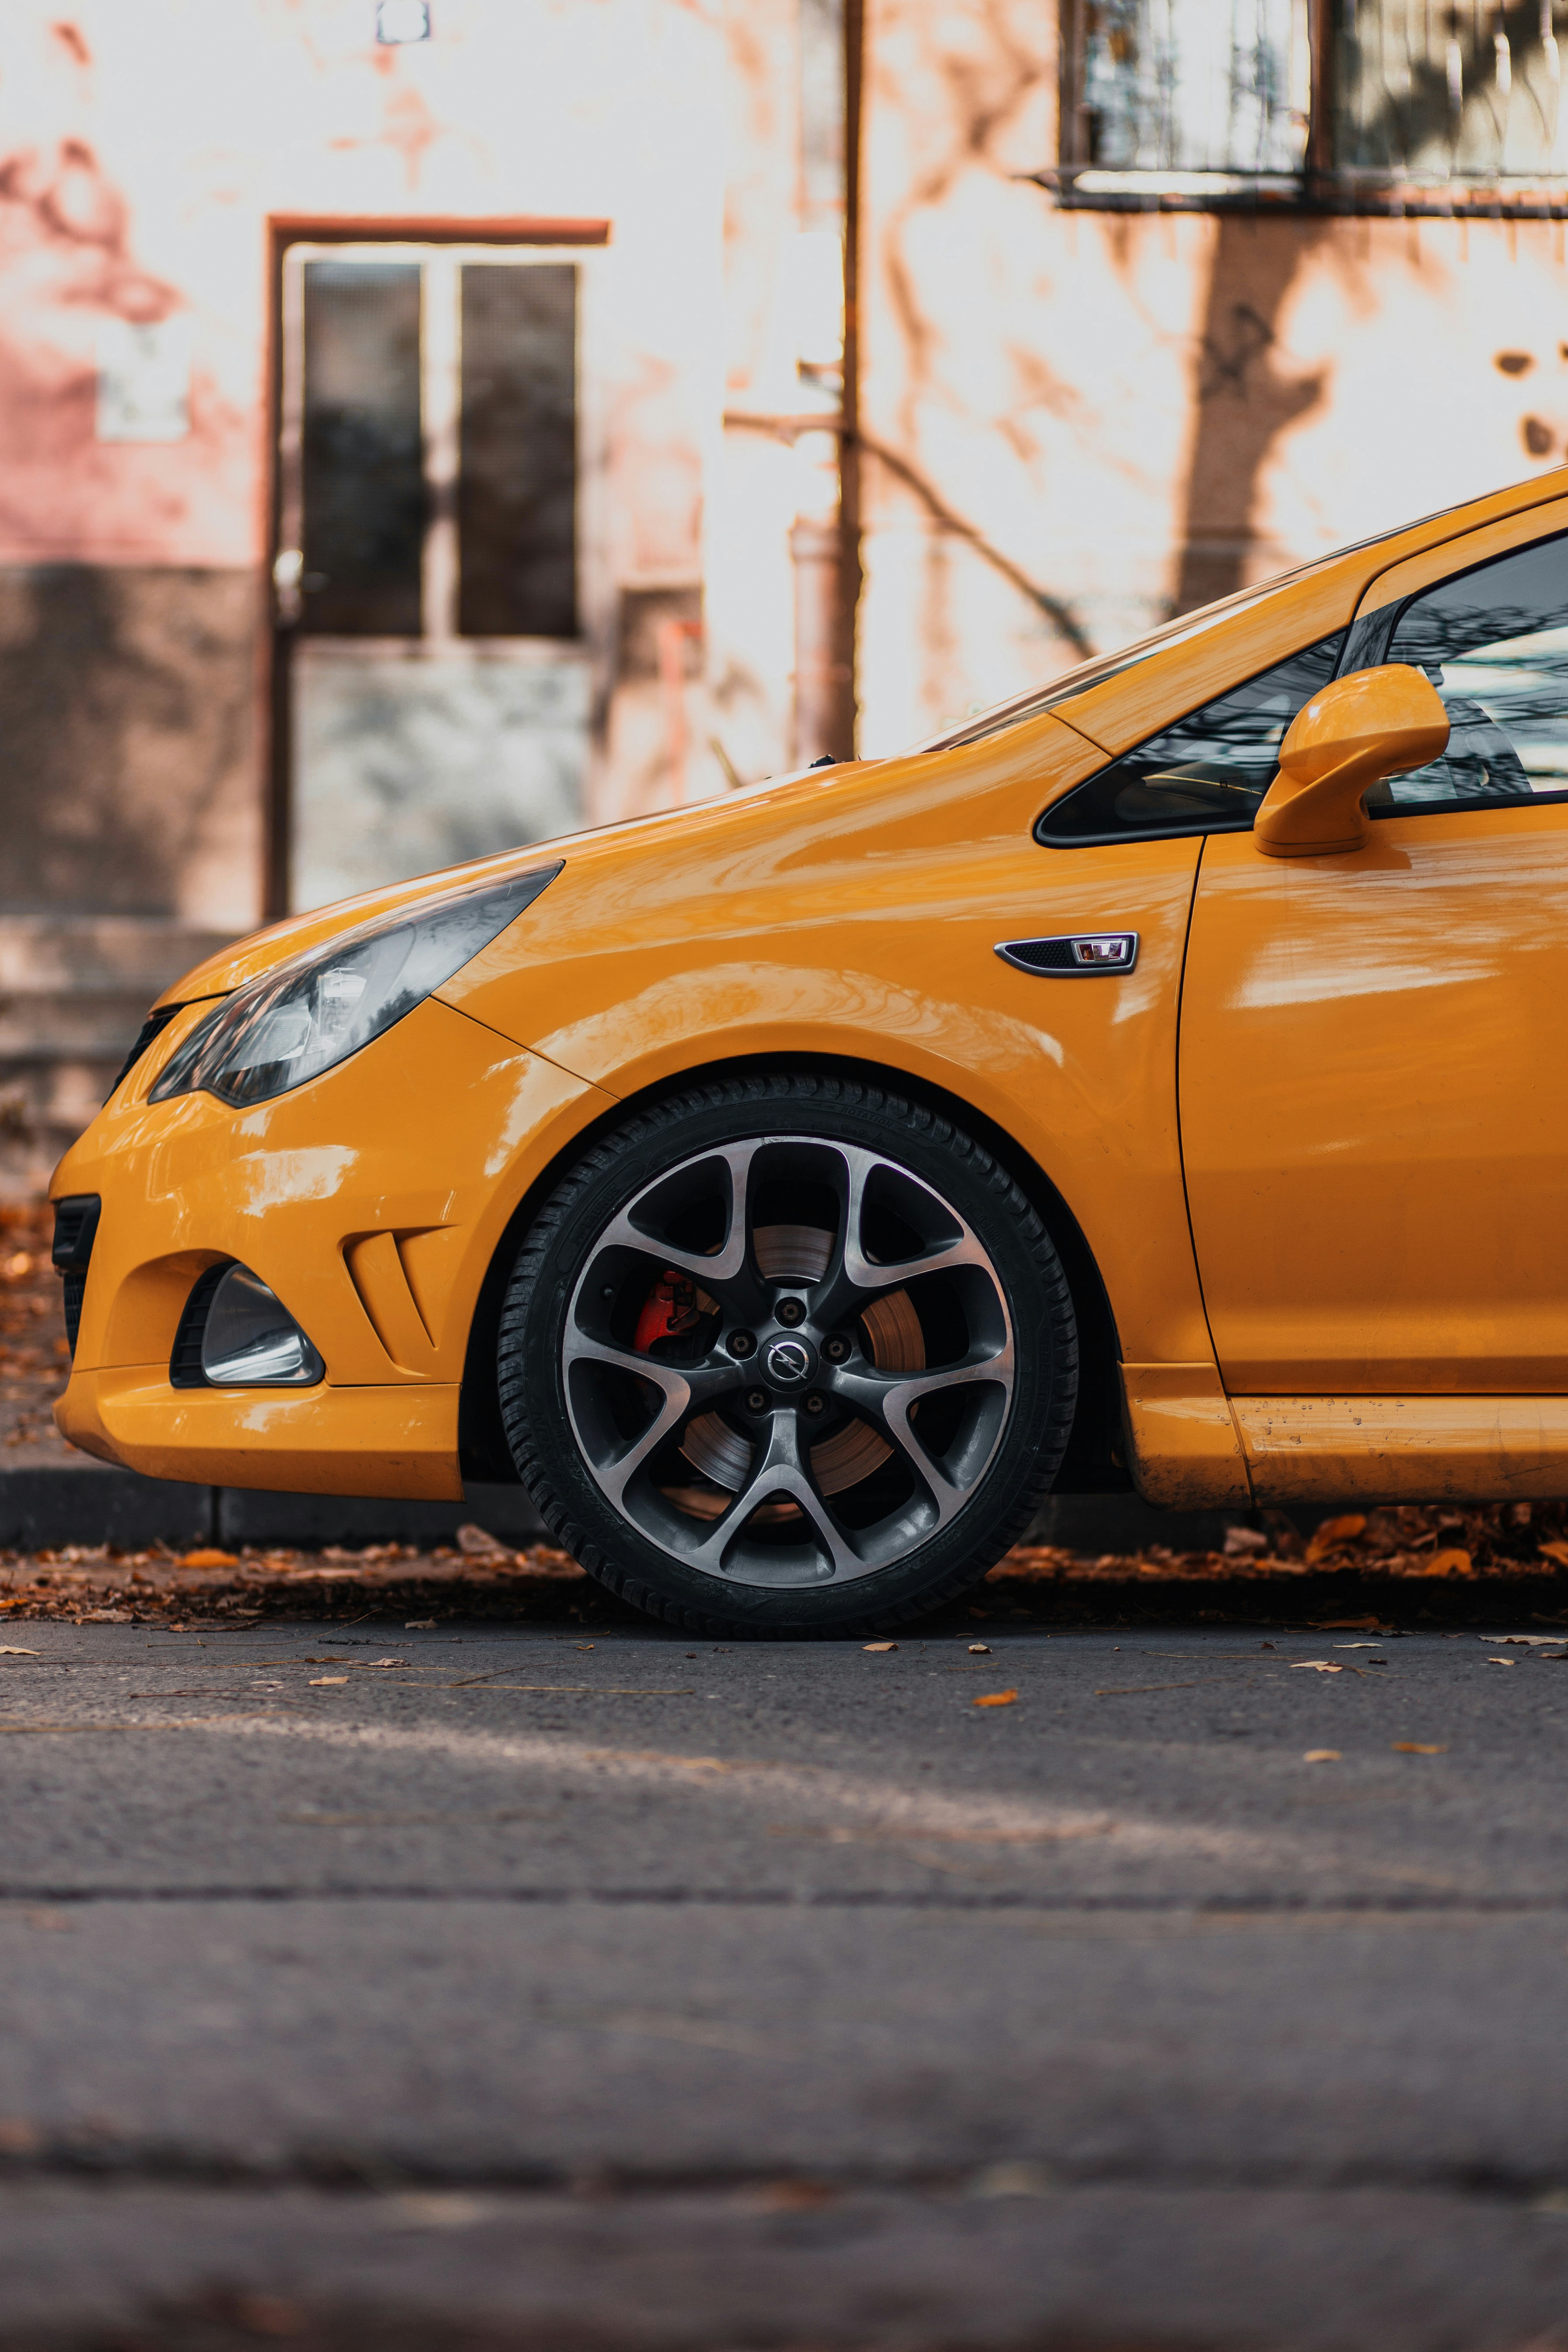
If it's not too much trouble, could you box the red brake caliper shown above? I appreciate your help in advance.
[633,1271,699,1354]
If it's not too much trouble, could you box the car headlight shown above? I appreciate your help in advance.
[150,864,561,1109]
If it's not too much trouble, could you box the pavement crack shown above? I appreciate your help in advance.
[1,1886,1567,1912]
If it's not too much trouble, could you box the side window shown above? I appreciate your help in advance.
[1372,535,1568,817]
[1036,631,1345,846]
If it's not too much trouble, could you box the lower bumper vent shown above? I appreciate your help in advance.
[51,1194,102,1359]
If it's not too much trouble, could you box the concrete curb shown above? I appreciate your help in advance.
[0,1457,548,1552]
[0,1456,1280,1556]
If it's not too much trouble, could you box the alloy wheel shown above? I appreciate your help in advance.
[559,1136,1016,1589]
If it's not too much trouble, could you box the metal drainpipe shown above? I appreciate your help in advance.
[790,0,862,767]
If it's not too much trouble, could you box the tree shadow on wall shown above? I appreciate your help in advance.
[1172,217,1329,618]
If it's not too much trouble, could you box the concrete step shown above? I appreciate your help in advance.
[0,914,235,1193]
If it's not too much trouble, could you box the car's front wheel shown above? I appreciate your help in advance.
[497,1074,1078,1635]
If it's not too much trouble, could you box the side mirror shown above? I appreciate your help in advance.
[1252,664,1449,859]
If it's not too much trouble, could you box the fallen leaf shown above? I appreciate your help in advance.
[0,1645,39,1656]
[1223,1526,1270,1555]
[1303,1749,1342,1763]
[754,2179,837,2212]
[1306,1513,1368,1561]
[309,1676,348,1687]
[367,1658,407,1668]
[1094,1680,1212,1695]
[969,2160,1057,2198]
[456,1523,506,1556]
[404,1618,436,1630]
[1291,1661,1342,1673]
[1411,1548,1473,1579]
[1310,1617,1389,1631]
[1334,1643,1384,1651]
[178,1548,238,1570]
[1393,1742,1448,1754]
[1484,1634,1564,1646]
[1538,1541,1568,1568]
[863,1642,898,1653]
[1486,1657,1517,1666]
[968,1643,992,1654]
[973,1689,1018,1708]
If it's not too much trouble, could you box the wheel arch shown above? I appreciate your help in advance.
[458,1050,1129,1495]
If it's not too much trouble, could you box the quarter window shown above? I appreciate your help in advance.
[1036,629,1344,846]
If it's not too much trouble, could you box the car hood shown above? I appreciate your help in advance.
[154,764,872,1006]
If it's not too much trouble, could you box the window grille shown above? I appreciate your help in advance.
[1335,2,1568,189]
[1052,0,1568,206]
[1059,0,1310,197]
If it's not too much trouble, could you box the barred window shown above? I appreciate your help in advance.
[1060,0,1310,190]
[1336,2,1568,188]
[1056,0,1568,203]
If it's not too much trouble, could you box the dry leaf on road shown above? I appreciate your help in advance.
[1393,1741,1448,1754]
[973,1689,1018,1708]
[968,1643,991,1654]
[1306,1514,1367,1560]
[0,1646,39,1656]
[309,1677,348,1687]
[1411,1548,1473,1579]
[863,1642,897,1653]
[1303,1749,1342,1762]
[178,1549,238,1570]
[1291,1661,1343,1673]
[1224,1526,1270,1555]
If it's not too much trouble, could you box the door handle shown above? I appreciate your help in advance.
[995,932,1139,975]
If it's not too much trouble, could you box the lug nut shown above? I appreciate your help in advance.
[776,1297,805,1327]
[745,1388,768,1413]
[823,1333,849,1363]
[803,1392,826,1416]
[728,1329,756,1357]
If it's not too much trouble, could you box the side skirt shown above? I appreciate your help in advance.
[1235,1395,1568,1505]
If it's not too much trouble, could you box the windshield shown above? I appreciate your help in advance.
[903,489,1522,759]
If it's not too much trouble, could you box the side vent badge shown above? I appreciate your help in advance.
[995,932,1139,976]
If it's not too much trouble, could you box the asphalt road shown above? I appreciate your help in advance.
[4,1612,1568,2349]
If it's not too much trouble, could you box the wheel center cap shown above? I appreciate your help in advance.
[763,1333,817,1390]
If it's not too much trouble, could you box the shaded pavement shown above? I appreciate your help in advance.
[4,1603,1568,2347]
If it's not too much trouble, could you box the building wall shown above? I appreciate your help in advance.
[856,0,1568,752]
[0,0,803,1185]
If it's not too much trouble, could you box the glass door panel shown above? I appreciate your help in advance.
[277,242,593,913]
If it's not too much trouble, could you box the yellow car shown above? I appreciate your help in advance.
[50,469,1568,1632]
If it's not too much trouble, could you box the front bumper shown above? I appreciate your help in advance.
[51,993,605,1498]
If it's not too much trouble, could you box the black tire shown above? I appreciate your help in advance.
[496,1073,1078,1636]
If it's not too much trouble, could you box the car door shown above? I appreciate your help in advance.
[1180,516,1568,1407]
